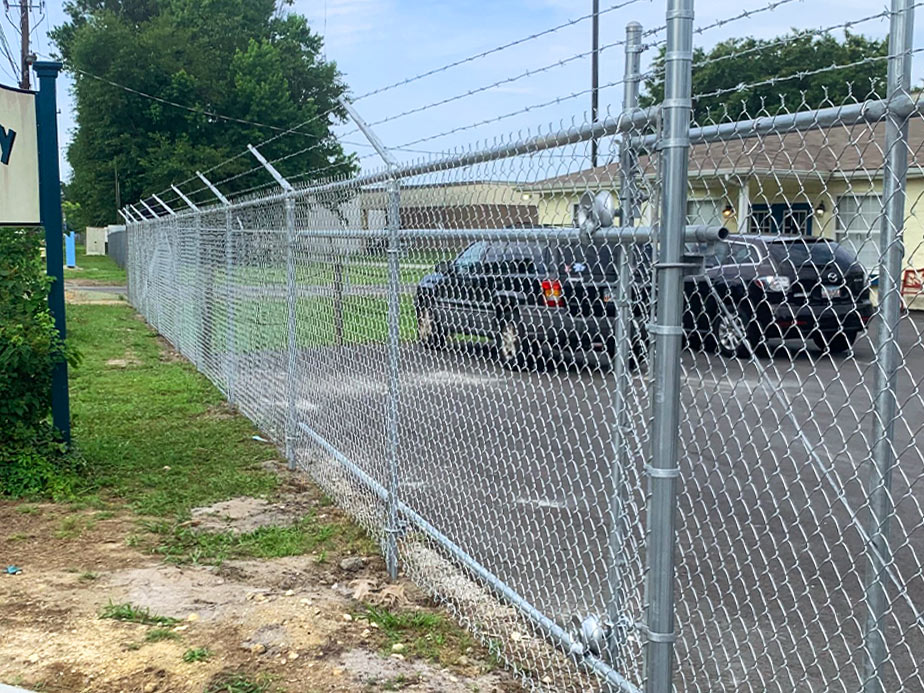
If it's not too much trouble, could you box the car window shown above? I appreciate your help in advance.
[453,241,486,274]
[687,241,728,268]
[767,239,857,271]
[724,242,760,265]
[504,243,545,274]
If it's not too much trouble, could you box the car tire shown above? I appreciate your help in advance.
[417,304,445,349]
[495,313,526,369]
[813,330,857,354]
[711,306,756,358]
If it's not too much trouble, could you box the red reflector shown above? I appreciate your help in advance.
[541,279,564,307]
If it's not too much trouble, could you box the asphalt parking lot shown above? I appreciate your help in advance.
[241,311,924,692]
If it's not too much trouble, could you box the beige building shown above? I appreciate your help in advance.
[520,120,924,280]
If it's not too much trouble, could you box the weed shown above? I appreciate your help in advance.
[15,505,40,514]
[94,510,116,520]
[124,642,142,651]
[100,601,178,626]
[183,647,213,662]
[204,671,275,693]
[359,605,477,665]
[78,571,99,581]
[381,675,421,690]
[151,513,374,566]
[145,628,180,642]
[55,515,96,539]
[7,532,29,541]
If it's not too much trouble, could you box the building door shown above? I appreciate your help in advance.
[750,203,814,236]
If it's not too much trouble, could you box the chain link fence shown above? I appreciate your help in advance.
[123,1,924,690]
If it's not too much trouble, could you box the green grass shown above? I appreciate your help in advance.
[204,672,277,693]
[67,303,278,516]
[183,647,213,662]
[359,605,478,666]
[64,244,127,284]
[55,514,96,539]
[145,627,180,642]
[148,512,375,566]
[100,601,179,626]
[78,571,99,581]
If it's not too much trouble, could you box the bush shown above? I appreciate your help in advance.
[0,228,79,497]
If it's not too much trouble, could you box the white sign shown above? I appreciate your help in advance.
[0,83,40,226]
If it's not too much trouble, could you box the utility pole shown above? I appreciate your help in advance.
[591,0,600,169]
[3,0,36,89]
[19,0,28,89]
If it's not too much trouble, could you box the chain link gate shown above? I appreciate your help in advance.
[123,1,924,690]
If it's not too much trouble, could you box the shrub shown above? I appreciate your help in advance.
[0,228,79,497]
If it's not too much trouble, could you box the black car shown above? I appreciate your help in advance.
[414,234,873,366]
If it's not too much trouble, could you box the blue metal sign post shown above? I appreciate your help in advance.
[34,61,70,444]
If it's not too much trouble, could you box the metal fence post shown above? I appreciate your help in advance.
[385,176,402,580]
[337,96,404,580]
[285,192,298,470]
[862,2,915,691]
[607,19,643,667]
[225,207,236,403]
[645,2,693,692]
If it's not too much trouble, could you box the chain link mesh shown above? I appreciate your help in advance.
[123,3,923,690]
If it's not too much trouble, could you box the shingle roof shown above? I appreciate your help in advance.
[522,119,923,192]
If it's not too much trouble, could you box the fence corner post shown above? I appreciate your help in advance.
[645,2,693,692]
[861,2,915,691]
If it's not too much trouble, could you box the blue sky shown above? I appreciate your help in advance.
[0,0,908,183]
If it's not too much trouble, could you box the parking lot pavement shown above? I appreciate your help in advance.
[269,312,924,691]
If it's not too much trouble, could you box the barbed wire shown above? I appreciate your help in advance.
[642,0,806,45]
[393,69,655,151]
[365,35,647,131]
[690,48,921,103]
[352,0,652,103]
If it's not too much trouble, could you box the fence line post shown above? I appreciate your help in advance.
[862,2,915,691]
[645,1,693,692]
[225,207,236,403]
[607,19,643,667]
[337,96,403,580]
[285,192,298,470]
[384,176,402,580]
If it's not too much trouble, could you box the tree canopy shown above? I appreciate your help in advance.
[53,0,355,228]
[639,31,888,124]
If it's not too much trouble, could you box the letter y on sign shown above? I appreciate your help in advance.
[0,125,15,166]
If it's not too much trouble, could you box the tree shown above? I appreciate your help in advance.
[639,31,888,124]
[52,0,355,228]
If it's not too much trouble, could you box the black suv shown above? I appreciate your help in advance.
[414,234,873,366]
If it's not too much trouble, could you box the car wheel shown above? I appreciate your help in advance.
[712,307,754,358]
[417,305,445,349]
[495,314,525,368]
[813,330,857,354]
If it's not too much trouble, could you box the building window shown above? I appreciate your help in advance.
[687,199,723,227]
[836,194,882,270]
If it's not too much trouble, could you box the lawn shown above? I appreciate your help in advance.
[64,243,127,285]
[67,302,278,516]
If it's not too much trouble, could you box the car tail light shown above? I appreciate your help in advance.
[541,279,564,307]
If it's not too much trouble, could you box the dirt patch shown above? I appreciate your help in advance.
[156,336,185,362]
[189,495,317,534]
[65,288,126,305]
[0,501,525,693]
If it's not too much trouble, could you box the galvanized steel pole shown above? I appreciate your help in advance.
[339,96,404,580]
[285,192,298,471]
[225,207,236,402]
[607,19,643,668]
[645,2,693,691]
[385,177,402,581]
[862,2,915,691]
